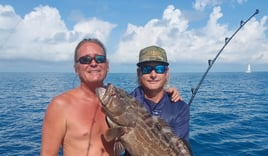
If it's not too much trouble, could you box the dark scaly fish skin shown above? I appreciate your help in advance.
[96,83,193,156]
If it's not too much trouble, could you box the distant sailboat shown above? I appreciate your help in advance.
[246,64,251,73]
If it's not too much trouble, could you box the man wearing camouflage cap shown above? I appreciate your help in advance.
[131,45,190,141]
[137,46,169,66]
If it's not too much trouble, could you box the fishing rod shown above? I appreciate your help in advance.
[188,9,259,106]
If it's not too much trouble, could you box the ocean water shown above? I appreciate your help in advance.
[0,72,267,156]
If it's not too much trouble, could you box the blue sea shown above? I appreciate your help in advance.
[0,72,267,156]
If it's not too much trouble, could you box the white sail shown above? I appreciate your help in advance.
[246,64,251,73]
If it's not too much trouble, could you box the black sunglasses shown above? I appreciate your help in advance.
[76,55,106,64]
[140,65,167,74]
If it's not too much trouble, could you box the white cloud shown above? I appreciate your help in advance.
[0,5,21,29]
[222,15,268,64]
[73,17,116,43]
[193,0,222,11]
[0,5,116,62]
[0,4,267,70]
[236,0,247,5]
[112,5,268,65]
[193,0,248,11]
[111,5,190,63]
[0,4,21,49]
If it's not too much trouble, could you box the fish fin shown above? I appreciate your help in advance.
[104,127,125,142]
[114,139,126,156]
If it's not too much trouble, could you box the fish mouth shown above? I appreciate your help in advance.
[96,86,106,100]
[96,83,114,99]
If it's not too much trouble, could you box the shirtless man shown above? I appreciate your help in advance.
[41,38,114,156]
[41,38,181,156]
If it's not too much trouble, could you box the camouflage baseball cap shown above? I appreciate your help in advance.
[137,45,169,66]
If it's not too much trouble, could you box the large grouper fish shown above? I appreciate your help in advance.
[96,83,193,156]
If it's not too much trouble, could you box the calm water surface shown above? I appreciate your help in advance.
[0,72,267,155]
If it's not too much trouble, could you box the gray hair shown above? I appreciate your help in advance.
[74,38,107,63]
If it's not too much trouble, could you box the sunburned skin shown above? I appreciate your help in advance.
[41,40,114,156]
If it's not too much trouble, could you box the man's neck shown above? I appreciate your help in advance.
[80,82,103,96]
[144,89,165,104]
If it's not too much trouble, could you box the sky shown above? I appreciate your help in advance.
[0,0,267,73]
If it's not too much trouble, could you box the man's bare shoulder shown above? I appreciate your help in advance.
[47,88,79,111]
[55,88,77,100]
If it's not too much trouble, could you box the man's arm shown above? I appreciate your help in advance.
[41,97,66,156]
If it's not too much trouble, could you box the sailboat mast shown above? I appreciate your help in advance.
[246,64,251,73]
